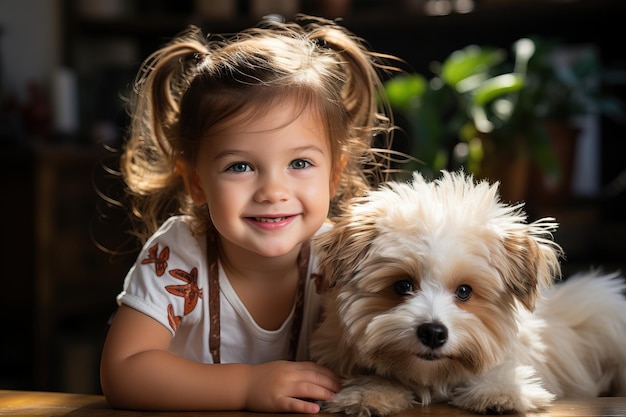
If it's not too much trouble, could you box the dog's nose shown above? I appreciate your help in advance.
[417,323,448,349]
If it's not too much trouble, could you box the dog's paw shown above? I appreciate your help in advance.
[321,377,415,417]
[451,391,552,415]
[450,366,556,414]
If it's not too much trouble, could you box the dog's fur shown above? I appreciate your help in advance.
[310,171,626,416]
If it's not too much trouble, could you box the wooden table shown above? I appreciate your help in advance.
[1,390,625,416]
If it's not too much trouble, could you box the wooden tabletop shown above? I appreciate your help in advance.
[1,390,625,416]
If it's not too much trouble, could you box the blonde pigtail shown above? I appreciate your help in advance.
[299,16,403,214]
[121,27,212,241]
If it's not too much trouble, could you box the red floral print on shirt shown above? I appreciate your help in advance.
[141,243,170,276]
[166,267,203,315]
[167,304,182,331]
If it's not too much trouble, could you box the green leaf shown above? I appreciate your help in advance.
[384,74,427,111]
[440,45,506,87]
[472,73,525,106]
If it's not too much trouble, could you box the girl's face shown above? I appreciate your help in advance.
[188,101,337,259]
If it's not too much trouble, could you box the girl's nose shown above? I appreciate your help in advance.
[253,173,290,203]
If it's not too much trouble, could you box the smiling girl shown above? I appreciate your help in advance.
[100,14,404,413]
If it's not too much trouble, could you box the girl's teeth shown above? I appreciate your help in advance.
[256,217,286,223]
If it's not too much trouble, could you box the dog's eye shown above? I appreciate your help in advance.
[455,284,472,301]
[394,280,414,295]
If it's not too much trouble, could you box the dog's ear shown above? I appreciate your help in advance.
[499,221,562,311]
[313,207,380,288]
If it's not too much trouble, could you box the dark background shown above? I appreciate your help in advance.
[1,0,625,395]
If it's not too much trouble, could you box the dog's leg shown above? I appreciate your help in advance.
[322,375,416,417]
[450,362,555,414]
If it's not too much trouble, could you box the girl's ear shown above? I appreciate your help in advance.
[178,160,207,205]
[330,154,348,196]
[186,172,207,205]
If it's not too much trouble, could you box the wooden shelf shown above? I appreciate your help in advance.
[32,146,134,393]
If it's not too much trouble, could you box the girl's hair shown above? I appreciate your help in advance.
[122,14,405,243]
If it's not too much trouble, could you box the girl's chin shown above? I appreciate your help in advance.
[252,243,300,258]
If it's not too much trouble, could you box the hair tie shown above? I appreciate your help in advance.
[193,52,210,72]
[193,52,206,64]
[313,37,329,50]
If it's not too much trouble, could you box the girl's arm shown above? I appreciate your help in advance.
[100,304,340,413]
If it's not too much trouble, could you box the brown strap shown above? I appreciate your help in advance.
[290,239,310,360]
[207,237,221,363]
[207,238,310,364]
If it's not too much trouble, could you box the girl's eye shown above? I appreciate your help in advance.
[289,159,312,170]
[455,284,472,301]
[227,162,252,173]
[394,279,414,296]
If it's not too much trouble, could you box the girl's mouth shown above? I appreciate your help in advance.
[246,215,297,230]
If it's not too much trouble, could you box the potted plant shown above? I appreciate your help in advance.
[385,37,626,204]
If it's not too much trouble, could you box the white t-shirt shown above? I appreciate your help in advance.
[117,215,330,364]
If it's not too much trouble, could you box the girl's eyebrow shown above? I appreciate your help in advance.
[212,150,244,161]
[291,145,328,155]
[213,145,328,160]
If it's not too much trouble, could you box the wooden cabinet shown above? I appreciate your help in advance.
[32,146,133,393]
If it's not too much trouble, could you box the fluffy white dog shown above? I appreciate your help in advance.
[310,170,626,416]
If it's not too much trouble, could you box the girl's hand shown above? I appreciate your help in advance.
[244,360,342,413]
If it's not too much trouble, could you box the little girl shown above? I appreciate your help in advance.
[100,14,404,413]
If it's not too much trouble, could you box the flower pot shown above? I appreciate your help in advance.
[479,134,531,204]
[527,121,580,209]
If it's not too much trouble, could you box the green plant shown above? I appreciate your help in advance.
[385,37,626,182]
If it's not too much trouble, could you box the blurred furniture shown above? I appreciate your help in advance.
[32,146,132,393]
